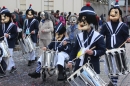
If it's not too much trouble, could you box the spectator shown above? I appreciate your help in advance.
[59,12,66,27]
[66,20,81,47]
[12,8,22,28]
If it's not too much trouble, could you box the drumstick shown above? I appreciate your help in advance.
[72,46,96,61]
[0,33,10,39]
[119,40,127,48]
[106,40,127,51]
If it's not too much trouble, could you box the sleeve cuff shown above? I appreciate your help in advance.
[68,61,73,63]
[93,50,97,56]
[9,35,11,39]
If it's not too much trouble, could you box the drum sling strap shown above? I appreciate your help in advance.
[106,22,124,48]
[77,30,102,66]
[26,19,36,34]
[2,23,15,46]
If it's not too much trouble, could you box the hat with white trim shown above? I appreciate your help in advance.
[0,6,10,14]
[80,2,96,16]
[55,22,66,35]
[114,0,120,8]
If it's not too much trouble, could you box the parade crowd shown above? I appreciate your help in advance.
[0,1,130,86]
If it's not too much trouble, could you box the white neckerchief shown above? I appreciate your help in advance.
[26,19,36,34]
[77,30,94,48]
[77,31,102,66]
[2,23,14,46]
[106,22,123,48]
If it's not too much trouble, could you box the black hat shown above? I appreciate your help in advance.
[80,2,96,16]
[114,0,120,8]
[0,6,10,14]
[55,22,66,35]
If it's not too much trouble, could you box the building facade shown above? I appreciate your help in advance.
[0,0,128,17]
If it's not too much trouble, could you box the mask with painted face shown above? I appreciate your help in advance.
[0,6,11,23]
[109,8,120,22]
[26,4,35,19]
[40,11,45,20]
[78,2,97,31]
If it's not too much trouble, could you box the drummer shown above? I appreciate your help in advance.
[23,4,39,66]
[0,6,18,76]
[100,1,130,86]
[67,2,106,74]
[28,22,71,81]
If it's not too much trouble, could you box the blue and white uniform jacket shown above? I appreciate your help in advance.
[47,35,71,54]
[24,18,39,43]
[69,28,106,74]
[100,21,129,49]
[0,22,17,48]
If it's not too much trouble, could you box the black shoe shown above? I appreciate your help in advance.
[28,71,41,78]
[57,73,67,81]
[32,57,38,62]
[0,73,6,78]
[10,67,17,73]
[28,61,32,66]
[108,81,114,86]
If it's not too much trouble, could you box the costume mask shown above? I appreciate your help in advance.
[40,12,45,19]
[109,8,120,22]
[78,16,91,31]
[27,10,34,19]
[1,14,10,23]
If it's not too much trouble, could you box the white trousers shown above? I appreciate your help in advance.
[6,48,15,70]
[56,52,69,67]
[38,51,69,67]
[28,43,36,60]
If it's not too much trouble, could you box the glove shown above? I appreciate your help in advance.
[17,28,22,32]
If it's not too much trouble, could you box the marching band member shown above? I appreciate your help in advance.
[67,3,106,74]
[28,22,71,81]
[100,0,130,86]
[23,4,39,66]
[0,6,18,75]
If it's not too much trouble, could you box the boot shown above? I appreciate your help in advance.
[28,60,32,66]
[108,81,114,86]
[28,71,41,78]
[57,65,67,81]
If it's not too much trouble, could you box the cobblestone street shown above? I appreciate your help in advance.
[0,43,130,86]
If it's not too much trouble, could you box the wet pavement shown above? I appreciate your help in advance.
[0,43,130,86]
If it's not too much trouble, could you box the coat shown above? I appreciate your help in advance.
[47,35,71,54]
[100,21,129,49]
[0,22,18,48]
[38,20,53,40]
[69,29,106,74]
[24,18,39,43]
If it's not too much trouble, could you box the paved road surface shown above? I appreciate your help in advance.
[0,43,130,86]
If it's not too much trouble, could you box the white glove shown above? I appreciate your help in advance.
[17,28,22,32]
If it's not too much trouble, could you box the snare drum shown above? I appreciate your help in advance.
[19,38,29,54]
[25,36,35,52]
[41,51,57,68]
[67,63,107,86]
[105,48,129,76]
[0,41,10,58]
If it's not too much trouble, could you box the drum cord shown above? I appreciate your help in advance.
[0,63,6,74]
[119,72,130,86]
[0,47,3,57]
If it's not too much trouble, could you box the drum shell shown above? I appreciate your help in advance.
[41,51,56,68]
[105,48,129,76]
[19,38,29,54]
[0,41,10,58]
[25,36,35,52]
[67,63,107,86]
